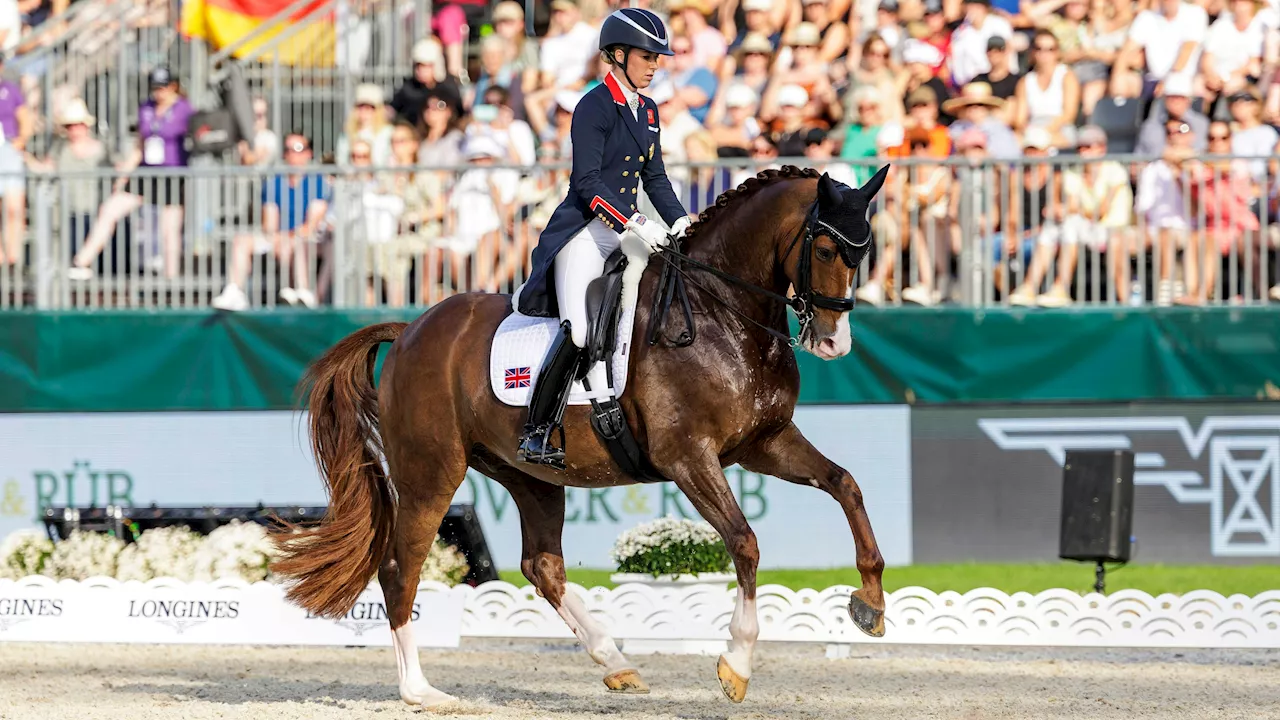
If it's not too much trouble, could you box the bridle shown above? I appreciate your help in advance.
[651,198,866,348]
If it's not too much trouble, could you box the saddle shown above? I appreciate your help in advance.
[579,249,662,482]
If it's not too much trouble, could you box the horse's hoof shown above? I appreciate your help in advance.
[716,655,749,703]
[603,668,650,694]
[848,589,886,638]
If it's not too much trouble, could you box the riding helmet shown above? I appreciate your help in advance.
[598,8,673,56]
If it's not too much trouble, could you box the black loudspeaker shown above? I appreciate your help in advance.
[1059,449,1135,563]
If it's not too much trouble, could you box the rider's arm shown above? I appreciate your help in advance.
[637,103,690,227]
[569,92,634,233]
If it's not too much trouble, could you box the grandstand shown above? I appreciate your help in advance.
[0,0,1277,310]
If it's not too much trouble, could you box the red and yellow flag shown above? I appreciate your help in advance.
[181,0,335,65]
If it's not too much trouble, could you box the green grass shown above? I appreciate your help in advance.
[498,563,1280,596]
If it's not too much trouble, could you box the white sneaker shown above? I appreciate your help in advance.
[279,287,298,306]
[293,288,317,308]
[67,266,92,281]
[855,281,884,307]
[211,284,249,311]
[900,285,938,307]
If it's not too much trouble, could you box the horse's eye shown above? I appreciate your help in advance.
[816,246,836,263]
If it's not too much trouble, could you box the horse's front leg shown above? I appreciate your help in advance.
[656,450,760,703]
[741,421,887,637]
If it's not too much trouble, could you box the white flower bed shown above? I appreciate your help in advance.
[0,522,470,586]
[610,516,731,577]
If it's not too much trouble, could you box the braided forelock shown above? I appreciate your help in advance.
[681,165,820,243]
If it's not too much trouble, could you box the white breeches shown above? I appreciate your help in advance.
[554,220,622,399]
[554,220,622,348]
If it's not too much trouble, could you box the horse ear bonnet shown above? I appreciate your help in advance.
[812,165,889,269]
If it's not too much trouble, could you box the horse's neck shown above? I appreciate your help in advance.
[679,182,799,329]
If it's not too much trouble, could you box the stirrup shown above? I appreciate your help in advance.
[517,423,567,469]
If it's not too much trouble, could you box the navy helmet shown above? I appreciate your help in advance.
[598,8,673,56]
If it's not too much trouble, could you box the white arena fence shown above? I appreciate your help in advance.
[0,155,1279,311]
[2,576,1278,652]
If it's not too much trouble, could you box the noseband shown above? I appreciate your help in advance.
[652,198,862,348]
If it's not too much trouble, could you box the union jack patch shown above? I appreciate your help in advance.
[647,108,655,125]
[504,366,532,389]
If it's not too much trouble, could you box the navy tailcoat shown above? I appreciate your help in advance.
[516,72,688,318]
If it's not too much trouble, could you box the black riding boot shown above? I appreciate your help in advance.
[516,322,583,469]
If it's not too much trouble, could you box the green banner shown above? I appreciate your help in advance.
[0,307,1277,412]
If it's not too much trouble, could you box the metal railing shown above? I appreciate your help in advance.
[1,155,1278,311]
[7,0,191,157]
[204,0,436,159]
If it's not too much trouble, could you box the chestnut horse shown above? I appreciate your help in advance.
[272,165,889,707]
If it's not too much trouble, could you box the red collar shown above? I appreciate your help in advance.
[604,72,645,108]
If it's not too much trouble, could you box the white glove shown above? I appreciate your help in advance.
[670,215,692,240]
[625,212,669,252]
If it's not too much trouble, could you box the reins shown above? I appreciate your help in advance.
[648,198,858,349]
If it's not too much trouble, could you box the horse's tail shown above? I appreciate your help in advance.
[270,322,408,619]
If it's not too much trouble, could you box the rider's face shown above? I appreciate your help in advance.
[617,48,661,88]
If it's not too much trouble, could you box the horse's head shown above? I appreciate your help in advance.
[790,167,888,360]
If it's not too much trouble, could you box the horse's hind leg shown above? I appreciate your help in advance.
[492,469,648,694]
[378,441,468,707]
[741,421,886,637]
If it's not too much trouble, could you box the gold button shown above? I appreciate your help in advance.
[622,171,628,176]
[625,156,631,161]
[632,188,637,194]
[620,188,626,193]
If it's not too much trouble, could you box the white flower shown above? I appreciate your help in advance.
[44,530,125,580]
[610,516,723,565]
[0,530,55,580]
[116,526,204,582]
[193,520,280,583]
[420,537,469,586]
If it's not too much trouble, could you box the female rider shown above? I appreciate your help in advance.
[514,7,691,467]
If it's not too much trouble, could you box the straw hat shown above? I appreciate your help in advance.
[58,97,95,127]
[785,22,821,47]
[735,32,775,58]
[941,82,1005,113]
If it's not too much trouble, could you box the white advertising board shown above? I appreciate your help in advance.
[0,406,912,568]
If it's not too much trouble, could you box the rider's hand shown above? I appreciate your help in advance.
[670,215,692,240]
[625,212,669,252]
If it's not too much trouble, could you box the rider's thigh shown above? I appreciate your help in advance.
[554,227,608,348]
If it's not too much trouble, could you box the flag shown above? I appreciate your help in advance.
[181,0,336,65]
[504,367,532,390]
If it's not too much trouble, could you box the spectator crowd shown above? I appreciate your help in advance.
[4,0,1280,308]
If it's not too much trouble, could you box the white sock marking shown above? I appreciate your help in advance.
[721,593,758,679]
[556,590,633,673]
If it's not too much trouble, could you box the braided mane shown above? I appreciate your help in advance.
[681,165,820,244]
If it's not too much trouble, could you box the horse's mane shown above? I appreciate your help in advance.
[681,165,820,244]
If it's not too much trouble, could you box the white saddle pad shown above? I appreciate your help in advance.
[491,236,650,407]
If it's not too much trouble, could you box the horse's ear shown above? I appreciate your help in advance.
[818,172,843,210]
[853,165,890,202]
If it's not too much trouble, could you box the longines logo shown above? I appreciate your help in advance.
[0,597,63,632]
[308,601,420,636]
[980,416,1280,557]
[127,599,240,634]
